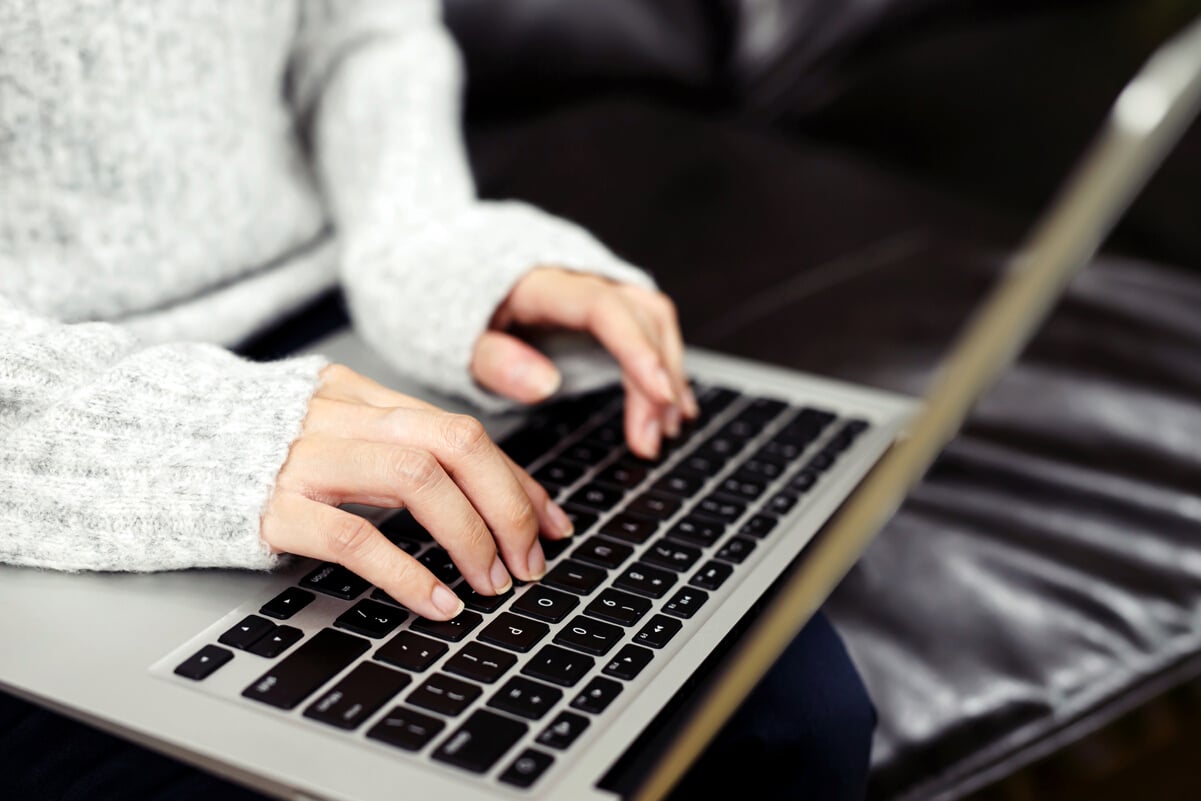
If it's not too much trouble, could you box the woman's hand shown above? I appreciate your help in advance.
[261,364,575,620]
[470,268,699,459]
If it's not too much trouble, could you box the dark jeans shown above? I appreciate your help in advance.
[0,611,874,801]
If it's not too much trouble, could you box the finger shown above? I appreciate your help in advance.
[642,291,698,420]
[501,451,575,540]
[623,374,663,460]
[470,330,562,404]
[286,435,514,595]
[316,364,440,412]
[263,493,464,620]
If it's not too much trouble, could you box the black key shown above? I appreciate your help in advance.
[488,676,563,720]
[679,452,722,474]
[662,587,709,619]
[788,469,817,493]
[522,644,595,687]
[668,516,725,548]
[367,706,446,752]
[542,559,607,595]
[304,663,411,730]
[411,610,483,642]
[739,458,785,481]
[572,536,633,570]
[808,451,835,472]
[418,548,461,585]
[259,587,314,621]
[479,612,550,653]
[585,588,652,627]
[443,642,517,684]
[825,430,856,453]
[537,711,590,750]
[694,493,746,523]
[335,599,406,639]
[562,505,599,535]
[174,645,233,681]
[603,644,654,680]
[614,563,677,599]
[571,676,624,714]
[562,441,610,465]
[242,628,370,710]
[512,585,579,623]
[248,625,304,658]
[566,482,625,513]
[218,615,275,650]
[374,631,448,672]
[378,511,433,545]
[634,615,683,649]
[585,419,624,448]
[740,514,779,539]
[697,386,738,418]
[846,418,871,436]
[433,709,530,772]
[694,434,742,463]
[554,615,624,656]
[739,396,788,423]
[533,460,585,491]
[758,439,805,462]
[716,536,757,564]
[601,512,659,545]
[542,536,573,561]
[371,588,406,608]
[690,561,734,591]
[499,748,556,788]
[652,468,707,498]
[626,491,681,520]
[717,475,767,501]
[717,417,761,441]
[408,672,482,716]
[596,461,648,489]
[764,491,799,516]
[460,586,512,614]
[301,563,370,601]
[643,539,702,572]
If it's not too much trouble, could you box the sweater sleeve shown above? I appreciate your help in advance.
[0,296,327,573]
[290,0,655,412]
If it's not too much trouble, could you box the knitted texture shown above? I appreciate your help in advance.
[0,0,651,572]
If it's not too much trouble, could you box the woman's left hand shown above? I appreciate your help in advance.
[470,268,699,459]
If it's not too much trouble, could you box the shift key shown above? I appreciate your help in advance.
[243,628,369,710]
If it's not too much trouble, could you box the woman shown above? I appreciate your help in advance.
[0,1,876,798]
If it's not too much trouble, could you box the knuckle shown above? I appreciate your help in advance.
[391,448,441,491]
[327,515,376,560]
[322,363,356,385]
[503,494,540,539]
[442,414,489,455]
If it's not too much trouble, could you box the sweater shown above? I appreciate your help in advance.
[0,0,651,573]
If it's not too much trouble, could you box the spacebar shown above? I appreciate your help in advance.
[242,628,369,710]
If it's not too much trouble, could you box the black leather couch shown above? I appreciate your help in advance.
[443,2,1201,800]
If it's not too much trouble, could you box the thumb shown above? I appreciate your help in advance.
[471,330,562,404]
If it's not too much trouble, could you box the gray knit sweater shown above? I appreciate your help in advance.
[0,1,650,573]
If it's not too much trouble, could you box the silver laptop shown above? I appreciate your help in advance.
[2,15,1198,801]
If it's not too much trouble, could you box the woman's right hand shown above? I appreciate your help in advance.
[261,364,575,620]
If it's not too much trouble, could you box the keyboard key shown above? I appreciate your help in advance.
[433,709,529,772]
[378,511,433,545]
[585,588,652,627]
[408,672,482,716]
[522,644,595,687]
[443,642,517,684]
[758,439,805,462]
[571,676,624,714]
[662,587,709,619]
[572,536,633,570]
[218,615,275,650]
[668,515,725,548]
[512,585,579,623]
[411,610,484,642]
[643,539,702,572]
[739,396,789,423]
[634,615,683,649]
[694,434,742,464]
[739,458,785,480]
[601,512,659,545]
[626,491,682,520]
[460,586,512,614]
[335,599,406,639]
[488,676,563,720]
[304,663,411,730]
[243,628,369,710]
[717,475,767,501]
[301,563,370,601]
[542,536,573,561]
[367,706,446,752]
[537,711,590,750]
[419,548,462,585]
[259,587,314,621]
[174,645,233,681]
[370,588,406,608]
[715,536,757,564]
[479,612,550,653]
[691,561,734,591]
[679,452,722,474]
[562,441,610,465]
[567,482,625,513]
[603,644,654,680]
[499,748,555,788]
[614,563,677,598]
[764,491,799,516]
[596,461,648,489]
[542,560,607,595]
[652,468,707,498]
[694,493,746,523]
[533,460,585,491]
[247,625,304,658]
[562,505,599,535]
[788,469,817,493]
[554,616,624,656]
[807,451,835,472]
[740,514,779,539]
[697,386,738,418]
[717,418,761,442]
[374,631,448,672]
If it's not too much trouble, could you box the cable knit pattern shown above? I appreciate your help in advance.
[0,0,651,572]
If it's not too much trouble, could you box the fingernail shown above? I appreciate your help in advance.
[526,540,547,580]
[652,367,676,403]
[546,499,575,538]
[432,584,464,618]
[642,417,661,458]
[490,555,513,595]
[664,406,681,438]
[516,361,561,400]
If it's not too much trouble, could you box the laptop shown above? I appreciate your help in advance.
[2,14,1199,801]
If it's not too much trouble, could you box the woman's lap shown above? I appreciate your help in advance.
[0,611,874,801]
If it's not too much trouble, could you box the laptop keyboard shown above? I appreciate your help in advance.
[170,383,871,789]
